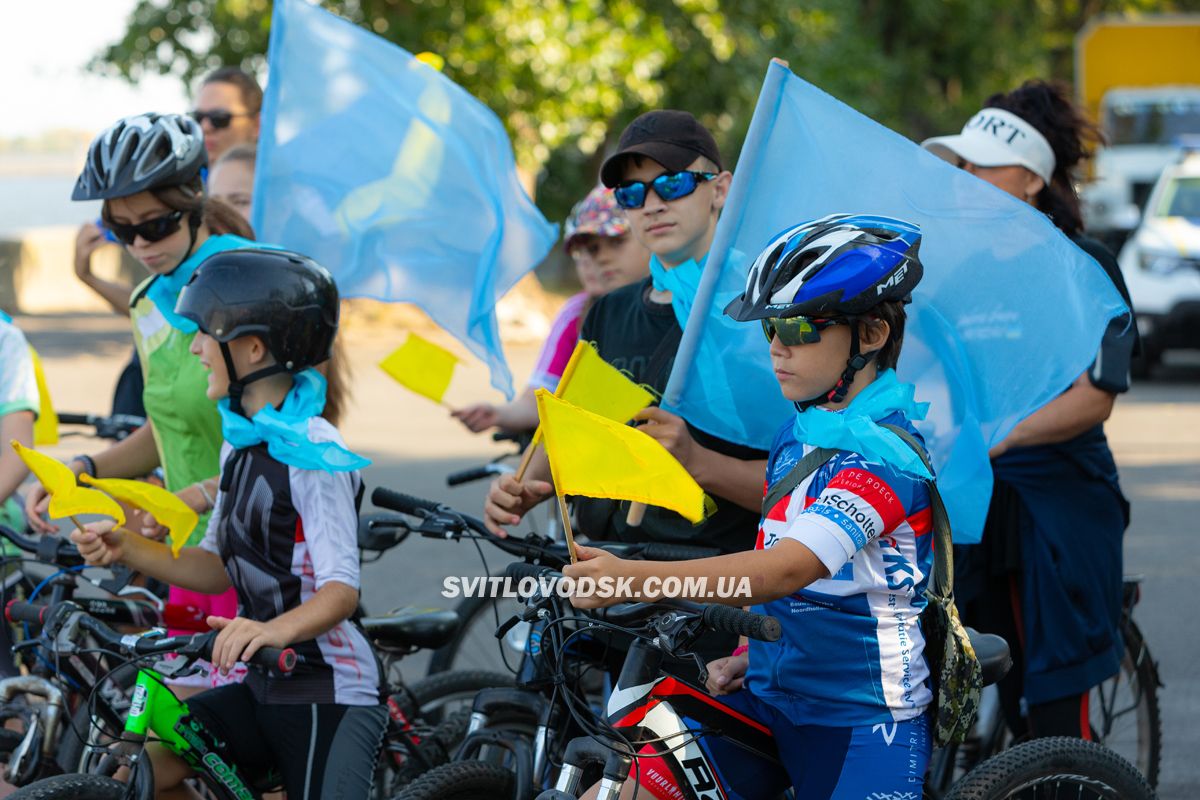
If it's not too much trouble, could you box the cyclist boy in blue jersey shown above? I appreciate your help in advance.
[567,215,936,799]
[72,249,384,799]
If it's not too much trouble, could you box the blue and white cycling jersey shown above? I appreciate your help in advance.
[745,411,935,726]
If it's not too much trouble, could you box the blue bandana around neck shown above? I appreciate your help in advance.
[0,311,12,325]
[648,253,705,330]
[218,368,370,473]
[147,234,257,333]
[792,369,933,480]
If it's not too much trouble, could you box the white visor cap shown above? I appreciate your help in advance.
[921,108,1056,184]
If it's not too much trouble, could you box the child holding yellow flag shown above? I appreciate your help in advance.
[72,248,385,799]
[566,216,940,798]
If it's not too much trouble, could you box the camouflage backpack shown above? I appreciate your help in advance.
[880,424,982,746]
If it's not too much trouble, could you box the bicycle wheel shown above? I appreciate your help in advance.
[426,595,529,676]
[407,669,514,721]
[1087,617,1161,788]
[943,736,1156,800]
[6,773,126,800]
[393,761,515,800]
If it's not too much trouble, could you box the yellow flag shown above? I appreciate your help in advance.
[379,333,460,404]
[11,440,125,525]
[28,347,58,446]
[80,475,198,558]
[534,390,712,523]
[531,341,654,445]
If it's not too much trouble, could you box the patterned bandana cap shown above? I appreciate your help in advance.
[563,185,630,251]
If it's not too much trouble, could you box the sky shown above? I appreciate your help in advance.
[0,0,190,140]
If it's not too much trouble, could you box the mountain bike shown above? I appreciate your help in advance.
[369,488,721,679]
[4,599,298,800]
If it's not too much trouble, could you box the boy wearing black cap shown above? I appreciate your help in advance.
[484,110,765,557]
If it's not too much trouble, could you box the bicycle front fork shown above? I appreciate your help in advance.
[536,736,633,800]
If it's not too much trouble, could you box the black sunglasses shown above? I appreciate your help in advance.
[189,109,250,130]
[762,316,846,346]
[613,171,717,210]
[105,210,185,245]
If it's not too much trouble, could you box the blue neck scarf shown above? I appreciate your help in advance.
[147,234,257,333]
[792,369,933,479]
[0,311,11,324]
[648,253,705,330]
[218,369,370,473]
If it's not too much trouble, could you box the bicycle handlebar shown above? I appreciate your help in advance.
[0,525,85,568]
[500,562,781,644]
[371,487,444,516]
[6,600,297,674]
[445,465,508,487]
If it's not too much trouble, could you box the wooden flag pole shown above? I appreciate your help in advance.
[555,492,578,564]
[513,438,540,482]
[625,502,647,527]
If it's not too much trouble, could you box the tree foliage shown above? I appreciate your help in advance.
[93,0,1200,224]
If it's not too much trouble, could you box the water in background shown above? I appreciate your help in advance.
[0,174,99,238]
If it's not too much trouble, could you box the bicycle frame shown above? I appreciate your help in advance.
[115,669,265,800]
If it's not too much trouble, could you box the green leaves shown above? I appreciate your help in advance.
[91,0,1200,224]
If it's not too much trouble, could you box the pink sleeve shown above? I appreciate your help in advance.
[528,293,588,391]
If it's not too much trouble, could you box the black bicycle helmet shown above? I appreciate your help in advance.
[72,113,207,201]
[176,248,339,415]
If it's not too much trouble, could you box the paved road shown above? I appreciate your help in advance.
[17,314,1200,798]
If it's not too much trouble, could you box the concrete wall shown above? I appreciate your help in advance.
[0,226,147,315]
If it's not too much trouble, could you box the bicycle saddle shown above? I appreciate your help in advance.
[360,607,461,651]
[966,627,1012,687]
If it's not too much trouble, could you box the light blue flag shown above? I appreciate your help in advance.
[664,61,1130,543]
[253,0,558,396]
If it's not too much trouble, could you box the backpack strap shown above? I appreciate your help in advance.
[761,446,838,519]
[878,423,954,598]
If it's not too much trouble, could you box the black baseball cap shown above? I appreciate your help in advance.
[600,110,723,188]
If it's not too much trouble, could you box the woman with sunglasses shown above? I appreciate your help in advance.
[567,215,937,799]
[26,112,258,691]
[922,81,1134,741]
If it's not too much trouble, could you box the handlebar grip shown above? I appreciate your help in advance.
[641,542,722,561]
[371,487,443,516]
[54,412,95,425]
[253,647,298,675]
[701,605,781,642]
[446,466,498,487]
[6,601,48,626]
[504,561,556,582]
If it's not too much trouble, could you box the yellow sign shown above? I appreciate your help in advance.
[1076,19,1200,117]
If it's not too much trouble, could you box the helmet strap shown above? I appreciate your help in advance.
[179,209,203,264]
[219,340,290,418]
[792,318,876,412]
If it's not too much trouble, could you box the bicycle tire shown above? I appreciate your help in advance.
[408,669,513,721]
[6,773,126,800]
[426,595,527,676]
[1088,617,1161,787]
[393,761,515,800]
[943,736,1156,800]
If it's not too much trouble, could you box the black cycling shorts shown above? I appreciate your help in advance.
[186,683,387,799]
